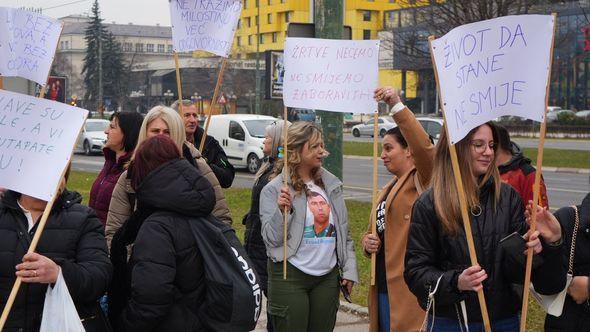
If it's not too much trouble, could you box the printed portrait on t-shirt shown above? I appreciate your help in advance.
[303,189,335,238]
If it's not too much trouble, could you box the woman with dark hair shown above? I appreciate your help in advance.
[243,120,287,332]
[260,121,358,332]
[404,122,566,331]
[362,87,433,332]
[89,111,143,225]
[109,135,215,331]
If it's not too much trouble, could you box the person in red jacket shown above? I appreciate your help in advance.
[89,112,143,225]
[495,125,549,208]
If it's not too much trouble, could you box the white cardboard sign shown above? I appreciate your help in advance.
[431,15,554,144]
[0,90,88,201]
[0,7,62,86]
[169,0,241,57]
[283,38,380,114]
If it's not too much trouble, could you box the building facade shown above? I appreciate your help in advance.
[232,0,419,99]
[52,15,191,107]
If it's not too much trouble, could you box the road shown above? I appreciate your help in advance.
[72,154,589,210]
[344,133,590,151]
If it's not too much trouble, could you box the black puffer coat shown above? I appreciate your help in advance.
[0,190,112,331]
[545,192,590,331]
[116,159,216,332]
[405,181,566,323]
[243,159,275,293]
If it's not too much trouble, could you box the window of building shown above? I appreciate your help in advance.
[135,43,144,52]
[259,33,264,44]
[386,11,400,28]
[158,44,165,53]
[147,44,154,52]
[237,36,241,46]
[60,41,64,50]
[244,0,248,9]
[255,15,259,25]
[167,45,173,53]
[267,0,272,4]
[363,10,371,22]
[246,17,251,27]
[237,19,241,28]
[272,32,278,43]
[363,30,371,40]
[255,0,259,6]
[123,42,132,52]
[267,13,272,24]
[400,10,415,27]
[248,35,253,45]
[65,40,69,49]
[285,11,291,23]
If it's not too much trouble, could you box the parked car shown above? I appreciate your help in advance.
[547,109,575,122]
[206,114,277,173]
[75,119,109,155]
[416,117,444,143]
[575,110,590,120]
[351,116,396,137]
[547,106,562,113]
[290,108,316,122]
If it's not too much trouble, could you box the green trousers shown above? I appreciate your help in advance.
[267,260,340,332]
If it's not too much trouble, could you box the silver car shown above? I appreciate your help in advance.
[351,116,396,138]
[76,119,109,155]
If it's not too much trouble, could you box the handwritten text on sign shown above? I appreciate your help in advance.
[283,38,380,114]
[0,7,62,86]
[431,15,554,144]
[169,0,241,57]
[0,90,88,201]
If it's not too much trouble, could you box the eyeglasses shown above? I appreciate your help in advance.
[470,140,495,154]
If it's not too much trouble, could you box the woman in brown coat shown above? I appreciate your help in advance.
[362,87,435,332]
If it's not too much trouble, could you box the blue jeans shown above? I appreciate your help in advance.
[427,315,519,332]
[378,292,390,332]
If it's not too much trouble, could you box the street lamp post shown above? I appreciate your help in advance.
[245,90,254,114]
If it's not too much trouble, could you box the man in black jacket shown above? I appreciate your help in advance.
[172,100,235,188]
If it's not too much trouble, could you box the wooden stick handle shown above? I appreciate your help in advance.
[174,52,184,114]
[199,59,227,152]
[370,111,379,286]
[282,106,289,280]
[428,35,491,332]
[520,13,557,332]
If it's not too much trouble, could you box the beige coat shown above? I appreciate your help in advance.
[105,143,232,250]
[366,107,434,332]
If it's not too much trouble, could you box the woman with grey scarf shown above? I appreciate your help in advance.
[242,120,287,331]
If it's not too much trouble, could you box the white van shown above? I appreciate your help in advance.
[206,114,278,173]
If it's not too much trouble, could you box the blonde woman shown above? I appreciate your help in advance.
[260,121,358,332]
[363,87,432,332]
[404,122,565,331]
[105,105,232,249]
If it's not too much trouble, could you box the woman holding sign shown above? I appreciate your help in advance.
[260,121,358,332]
[362,87,433,332]
[404,122,566,331]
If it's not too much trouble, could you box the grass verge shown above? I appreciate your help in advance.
[69,171,546,329]
[344,141,590,169]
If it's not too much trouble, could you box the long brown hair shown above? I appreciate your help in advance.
[432,122,501,235]
[272,121,325,194]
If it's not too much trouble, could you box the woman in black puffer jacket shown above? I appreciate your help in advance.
[539,192,590,331]
[110,135,215,332]
[0,183,112,331]
[404,122,565,331]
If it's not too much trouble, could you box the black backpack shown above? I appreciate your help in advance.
[189,216,262,332]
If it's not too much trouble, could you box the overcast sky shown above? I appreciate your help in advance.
[2,0,172,26]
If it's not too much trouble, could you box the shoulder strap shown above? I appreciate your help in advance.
[568,205,580,274]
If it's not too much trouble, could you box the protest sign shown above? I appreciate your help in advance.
[283,38,380,114]
[0,7,62,86]
[0,89,88,201]
[431,15,554,144]
[169,0,241,57]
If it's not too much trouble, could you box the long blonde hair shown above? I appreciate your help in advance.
[432,122,500,235]
[272,121,325,194]
[133,106,186,160]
